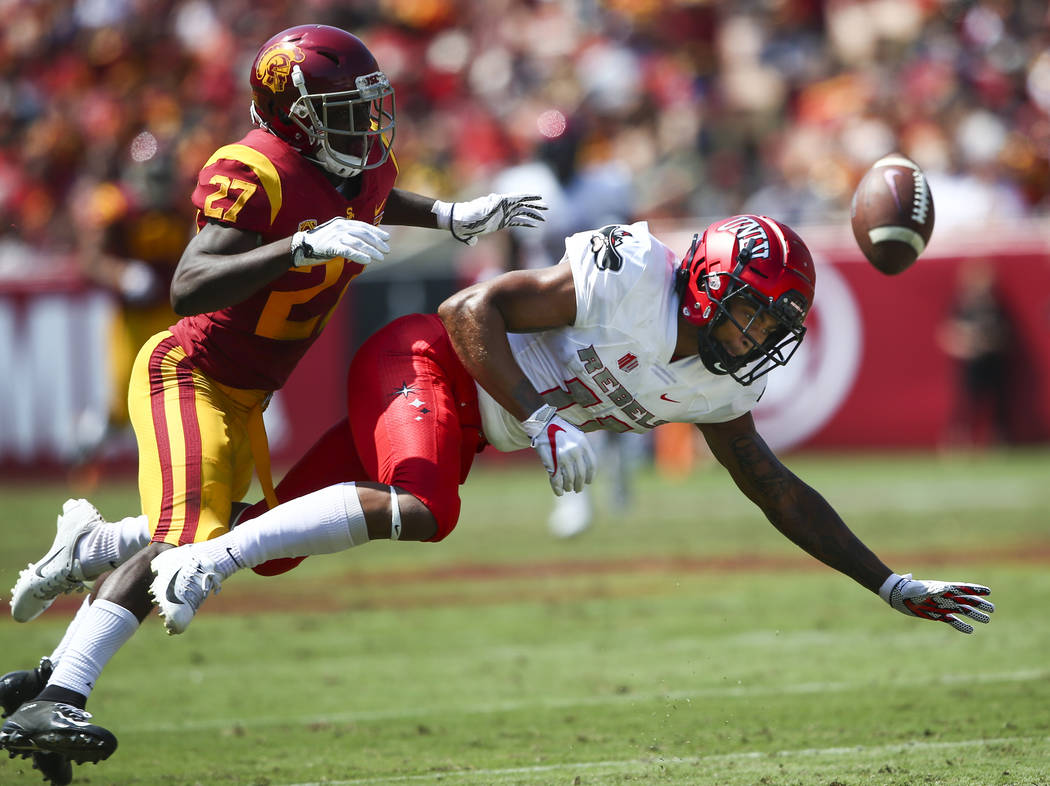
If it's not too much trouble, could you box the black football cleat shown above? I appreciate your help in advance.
[0,701,116,764]
[0,658,53,718]
[32,751,73,786]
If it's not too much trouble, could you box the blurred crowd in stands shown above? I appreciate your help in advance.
[1,0,1049,280]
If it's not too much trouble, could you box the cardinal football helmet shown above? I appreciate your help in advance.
[675,215,816,385]
[250,25,395,178]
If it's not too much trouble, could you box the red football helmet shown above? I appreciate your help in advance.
[675,215,816,385]
[249,25,395,178]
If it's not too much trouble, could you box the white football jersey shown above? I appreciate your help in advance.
[477,221,766,452]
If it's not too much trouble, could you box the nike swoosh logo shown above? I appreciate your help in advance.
[660,394,680,403]
[546,423,565,475]
[34,550,63,578]
[882,169,904,211]
[165,570,185,605]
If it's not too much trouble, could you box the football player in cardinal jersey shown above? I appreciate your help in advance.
[0,24,545,776]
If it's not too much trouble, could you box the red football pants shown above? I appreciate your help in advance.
[247,313,485,575]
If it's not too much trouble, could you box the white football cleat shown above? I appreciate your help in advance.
[10,499,102,623]
[548,489,594,539]
[148,547,222,635]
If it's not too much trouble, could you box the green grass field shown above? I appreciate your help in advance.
[2,449,1049,785]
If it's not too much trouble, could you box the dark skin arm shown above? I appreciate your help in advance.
[170,222,295,316]
[438,261,577,420]
[442,259,890,592]
[172,189,446,316]
[699,414,893,593]
[381,188,443,228]
[78,222,161,302]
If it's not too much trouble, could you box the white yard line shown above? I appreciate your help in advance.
[286,734,1050,785]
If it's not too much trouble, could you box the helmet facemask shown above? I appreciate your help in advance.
[680,236,810,385]
[697,285,808,385]
[286,66,395,178]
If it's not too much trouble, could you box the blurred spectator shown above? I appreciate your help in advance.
[485,114,646,538]
[936,259,1015,448]
[2,1,1049,478]
[69,155,189,460]
[2,0,1049,282]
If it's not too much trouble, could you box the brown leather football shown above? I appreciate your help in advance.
[850,154,935,275]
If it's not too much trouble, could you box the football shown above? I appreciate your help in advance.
[850,153,935,275]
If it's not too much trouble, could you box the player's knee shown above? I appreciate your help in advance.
[361,486,459,542]
[395,492,440,541]
[415,494,460,543]
[95,542,169,617]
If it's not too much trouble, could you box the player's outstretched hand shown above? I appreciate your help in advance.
[522,405,595,496]
[879,572,994,634]
[291,217,390,267]
[434,193,547,246]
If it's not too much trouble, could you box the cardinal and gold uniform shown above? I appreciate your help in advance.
[128,128,396,545]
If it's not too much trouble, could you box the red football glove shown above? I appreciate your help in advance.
[879,572,994,634]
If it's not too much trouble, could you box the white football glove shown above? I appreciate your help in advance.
[522,405,596,496]
[879,572,994,634]
[432,193,547,246]
[290,217,390,267]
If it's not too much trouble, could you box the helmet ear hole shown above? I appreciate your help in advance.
[255,92,288,124]
[270,101,291,123]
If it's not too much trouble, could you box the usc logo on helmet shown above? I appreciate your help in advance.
[256,43,305,93]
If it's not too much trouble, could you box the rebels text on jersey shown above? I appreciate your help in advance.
[476,221,767,452]
[171,128,397,391]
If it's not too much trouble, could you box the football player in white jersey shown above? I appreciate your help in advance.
[2,217,994,720]
[146,214,990,633]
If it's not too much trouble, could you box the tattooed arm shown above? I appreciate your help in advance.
[698,414,892,593]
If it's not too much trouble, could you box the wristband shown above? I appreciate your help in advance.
[522,404,558,441]
[878,572,906,603]
[431,200,453,230]
[290,231,313,267]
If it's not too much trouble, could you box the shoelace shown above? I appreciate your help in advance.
[23,567,84,599]
[54,704,92,722]
[179,561,221,610]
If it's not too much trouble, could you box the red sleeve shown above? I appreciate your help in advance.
[192,147,281,234]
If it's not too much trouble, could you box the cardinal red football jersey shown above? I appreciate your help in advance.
[171,128,397,390]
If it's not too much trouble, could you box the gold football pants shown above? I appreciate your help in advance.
[128,331,273,545]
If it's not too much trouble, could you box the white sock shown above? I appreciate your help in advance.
[76,514,152,578]
[48,595,93,665]
[47,599,139,698]
[196,483,369,579]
